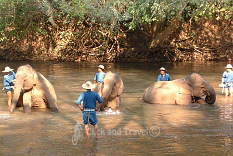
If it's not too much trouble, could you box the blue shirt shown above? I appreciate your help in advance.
[157,73,172,81]
[223,71,233,83]
[77,91,103,109]
[94,72,106,83]
[3,71,15,89]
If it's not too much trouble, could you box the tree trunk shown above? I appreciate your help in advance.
[150,19,178,49]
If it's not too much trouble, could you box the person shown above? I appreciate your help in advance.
[76,81,103,138]
[94,65,106,84]
[222,64,233,96]
[157,67,172,82]
[2,66,16,108]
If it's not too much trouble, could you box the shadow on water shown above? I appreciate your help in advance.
[1,61,233,155]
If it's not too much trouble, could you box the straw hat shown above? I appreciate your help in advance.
[98,65,105,70]
[159,67,166,71]
[226,64,233,69]
[82,81,93,89]
[2,66,14,72]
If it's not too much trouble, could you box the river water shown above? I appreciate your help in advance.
[0,60,233,155]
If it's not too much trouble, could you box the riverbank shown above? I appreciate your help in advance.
[0,18,232,63]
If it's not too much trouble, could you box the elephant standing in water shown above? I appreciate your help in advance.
[10,64,58,113]
[143,73,216,105]
[92,71,124,111]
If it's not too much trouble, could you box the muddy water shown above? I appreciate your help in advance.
[0,61,233,155]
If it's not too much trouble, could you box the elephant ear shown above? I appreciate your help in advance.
[179,82,193,96]
[116,75,124,96]
[36,72,58,111]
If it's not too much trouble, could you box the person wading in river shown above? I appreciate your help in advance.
[222,64,233,96]
[2,66,16,108]
[157,67,172,82]
[76,81,103,138]
[94,65,106,84]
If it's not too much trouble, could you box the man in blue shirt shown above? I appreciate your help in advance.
[2,66,16,108]
[157,67,172,82]
[94,65,106,84]
[77,81,103,138]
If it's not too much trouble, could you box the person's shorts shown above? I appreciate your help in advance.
[225,83,233,88]
[82,111,98,125]
[4,88,13,93]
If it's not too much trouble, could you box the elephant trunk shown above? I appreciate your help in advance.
[100,98,108,111]
[204,83,216,104]
[100,84,113,111]
[10,77,24,113]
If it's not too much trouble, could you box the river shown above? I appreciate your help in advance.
[0,60,233,155]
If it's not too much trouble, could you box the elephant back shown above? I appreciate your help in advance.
[142,81,177,104]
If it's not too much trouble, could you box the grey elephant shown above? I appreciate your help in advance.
[92,71,124,111]
[143,73,216,105]
[10,64,58,113]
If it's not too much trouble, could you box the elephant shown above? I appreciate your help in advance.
[143,73,216,105]
[92,71,124,111]
[10,64,58,113]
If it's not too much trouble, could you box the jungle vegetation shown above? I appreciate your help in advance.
[0,0,232,62]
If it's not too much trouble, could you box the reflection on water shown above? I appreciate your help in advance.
[220,103,233,122]
[0,60,233,155]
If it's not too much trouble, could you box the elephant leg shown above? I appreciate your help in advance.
[23,91,32,113]
[107,97,120,110]
[175,94,192,105]
[16,91,24,107]
[31,88,47,108]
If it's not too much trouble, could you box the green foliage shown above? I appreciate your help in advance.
[124,0,185,30]
[60,0,128,32]
[0,0,44,41]
[0,30,6,42]
[183,0,233,22]
[0,0,232,42]
[124,0,233,30]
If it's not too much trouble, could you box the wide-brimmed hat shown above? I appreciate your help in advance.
[2,66,14,72]
[226,64,233,69]
[98,65,105,70]
[159,67,166,71]
[82,81,93,89]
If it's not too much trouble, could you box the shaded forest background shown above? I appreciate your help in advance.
[0,0,232,62]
